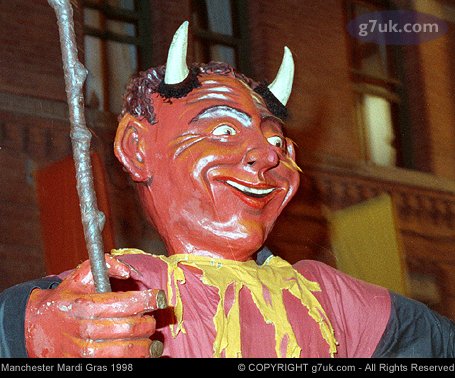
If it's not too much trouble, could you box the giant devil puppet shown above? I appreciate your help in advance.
[0,22,454,358]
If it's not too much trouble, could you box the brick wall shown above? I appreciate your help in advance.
[419,23,455,180]
[0,0,66,102]
[393,0,455,179]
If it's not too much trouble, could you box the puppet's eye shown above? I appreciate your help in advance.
[267,135,284,149]
[212,124,237,136]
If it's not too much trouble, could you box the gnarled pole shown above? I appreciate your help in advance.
[48,0,111,293]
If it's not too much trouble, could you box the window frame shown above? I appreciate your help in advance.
[190,0,251,75]
[346,0,410,168]
[81,0,152,112]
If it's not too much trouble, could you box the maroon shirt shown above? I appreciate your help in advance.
[113,254,390,358]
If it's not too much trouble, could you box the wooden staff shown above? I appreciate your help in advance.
[48,0,111,293]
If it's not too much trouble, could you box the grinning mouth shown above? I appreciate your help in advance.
[225,180,276,198]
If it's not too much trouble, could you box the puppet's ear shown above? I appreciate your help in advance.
[114,114,153,182]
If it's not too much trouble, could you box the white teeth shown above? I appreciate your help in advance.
[226,180,275,196]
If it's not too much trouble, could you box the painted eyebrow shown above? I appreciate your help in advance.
[189,105,252,127]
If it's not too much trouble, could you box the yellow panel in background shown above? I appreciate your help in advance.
[327,194,408,296]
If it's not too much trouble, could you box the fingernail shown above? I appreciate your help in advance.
[156,290,167,309]
[149,340,164,358]
[146,289,168,310]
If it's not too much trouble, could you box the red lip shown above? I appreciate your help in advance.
[216,177,278,209]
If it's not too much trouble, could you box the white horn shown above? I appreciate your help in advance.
[268,46,294,106]
[164,21,190,85]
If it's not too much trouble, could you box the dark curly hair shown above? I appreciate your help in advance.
[120,61,287,124]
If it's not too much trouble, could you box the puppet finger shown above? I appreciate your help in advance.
[71,288,167,319]
[79,315,156,340]
[76,338,154,358]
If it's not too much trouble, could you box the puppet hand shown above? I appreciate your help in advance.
[24,255,166,358]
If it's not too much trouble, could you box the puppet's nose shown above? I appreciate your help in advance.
[243,146,279,173]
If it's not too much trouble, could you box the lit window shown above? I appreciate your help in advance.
[359,93,396,166]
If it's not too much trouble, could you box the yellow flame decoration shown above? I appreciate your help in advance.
[111,249,338,357]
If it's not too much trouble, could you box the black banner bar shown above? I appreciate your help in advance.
[0,359,454,376]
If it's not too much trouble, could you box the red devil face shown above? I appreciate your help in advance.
[116,74,300,261]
